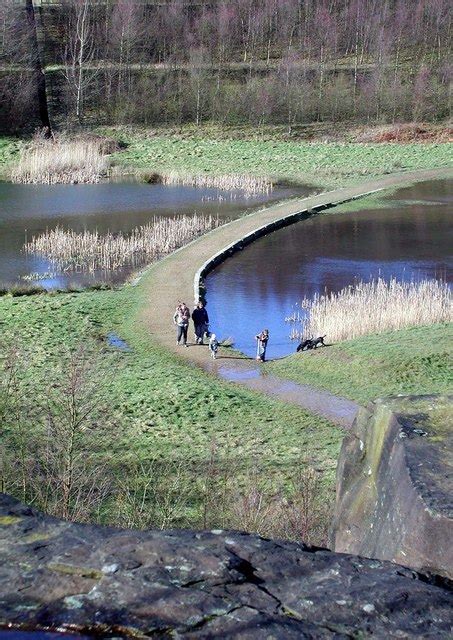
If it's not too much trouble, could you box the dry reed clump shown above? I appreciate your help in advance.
[287,277,452,343]
[11,138,109,185]
[158,171,273,195]
[25,215,223,273]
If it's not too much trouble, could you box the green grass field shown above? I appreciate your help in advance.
[0,137,20,175]
[2,125,451,188]
[104,126,452,189]
[0,281,341,538]
[1,125,451,540]
[269,323,453,405]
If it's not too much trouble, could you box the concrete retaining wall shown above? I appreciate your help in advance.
[193,188,383,303]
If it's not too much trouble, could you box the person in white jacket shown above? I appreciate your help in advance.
[173,302,190,347]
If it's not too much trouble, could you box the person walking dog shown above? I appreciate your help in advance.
[255,329,269,362]
[174,302,190,347]
[192,301,209,345]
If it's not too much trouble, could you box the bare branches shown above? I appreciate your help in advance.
[2,0,452,130]
[62,0,99,122]
[0,336,118,523]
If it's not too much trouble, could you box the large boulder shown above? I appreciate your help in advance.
[0,493,452,638]
[331,395,453,579]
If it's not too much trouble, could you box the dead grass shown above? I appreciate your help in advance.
[25,215,224,272]
[351,122,453,144]
[159,171,273,195]
[287,277,452,343]
[11,137,109,184]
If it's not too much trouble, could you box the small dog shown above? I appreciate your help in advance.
[296,335,326,352]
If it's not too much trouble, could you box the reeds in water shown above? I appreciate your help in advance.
[11,138,109,184]
[25,215,223,273]
[157,172,273,195]
[288,277,452,343]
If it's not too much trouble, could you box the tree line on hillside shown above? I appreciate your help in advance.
[0,0,451,133]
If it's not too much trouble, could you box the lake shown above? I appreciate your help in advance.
[0,181,307,288]
[205,179,453,359]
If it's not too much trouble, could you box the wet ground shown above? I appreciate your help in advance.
[210,357,358,428]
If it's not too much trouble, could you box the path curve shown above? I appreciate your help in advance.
[139,167,453,428]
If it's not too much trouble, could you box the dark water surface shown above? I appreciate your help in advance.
[205,179,453,359]
[0,181,305,288]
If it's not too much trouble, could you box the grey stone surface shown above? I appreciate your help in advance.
[0,493,452,638]
[331,395,453,580]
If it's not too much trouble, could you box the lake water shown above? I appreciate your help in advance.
[0,181,306,288]
[205,179,453,359]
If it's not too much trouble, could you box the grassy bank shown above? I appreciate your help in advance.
[269,323,453,406]
[104,125,452,189]
[2,124,451,187]
[0,278,341,543]
[0,137,20,176]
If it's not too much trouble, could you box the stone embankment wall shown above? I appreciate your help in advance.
[0,493,452,638]
[331,395,453,580]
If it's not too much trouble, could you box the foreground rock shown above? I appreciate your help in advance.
[0,494,452,638]
[331,395,453,580]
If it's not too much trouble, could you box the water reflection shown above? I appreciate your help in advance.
[0,182,309,287]
[205,180,452,359]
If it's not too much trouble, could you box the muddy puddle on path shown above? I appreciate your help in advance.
[205,179,453,360]
[197,356,358,428]
[0,181,310,288]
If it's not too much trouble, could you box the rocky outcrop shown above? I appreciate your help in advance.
[331,395,453,580]
[1,493,452,638]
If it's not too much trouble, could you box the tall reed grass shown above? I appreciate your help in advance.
[140,170,273,195]
[11,138,109,184]
[25,215,223,273]
[287,277,452,343]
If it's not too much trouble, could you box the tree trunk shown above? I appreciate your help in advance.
[25,0,52,135]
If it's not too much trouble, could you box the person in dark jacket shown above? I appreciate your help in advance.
[192,301,209,345]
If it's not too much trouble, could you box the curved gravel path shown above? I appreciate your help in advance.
[139,167,453,428]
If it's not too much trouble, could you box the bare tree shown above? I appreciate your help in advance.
[109,0,145,101]
[188,46,210,126]
[62,0,98,123]
[0,0,51,133]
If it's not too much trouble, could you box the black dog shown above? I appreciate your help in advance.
[296,335,326,352]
